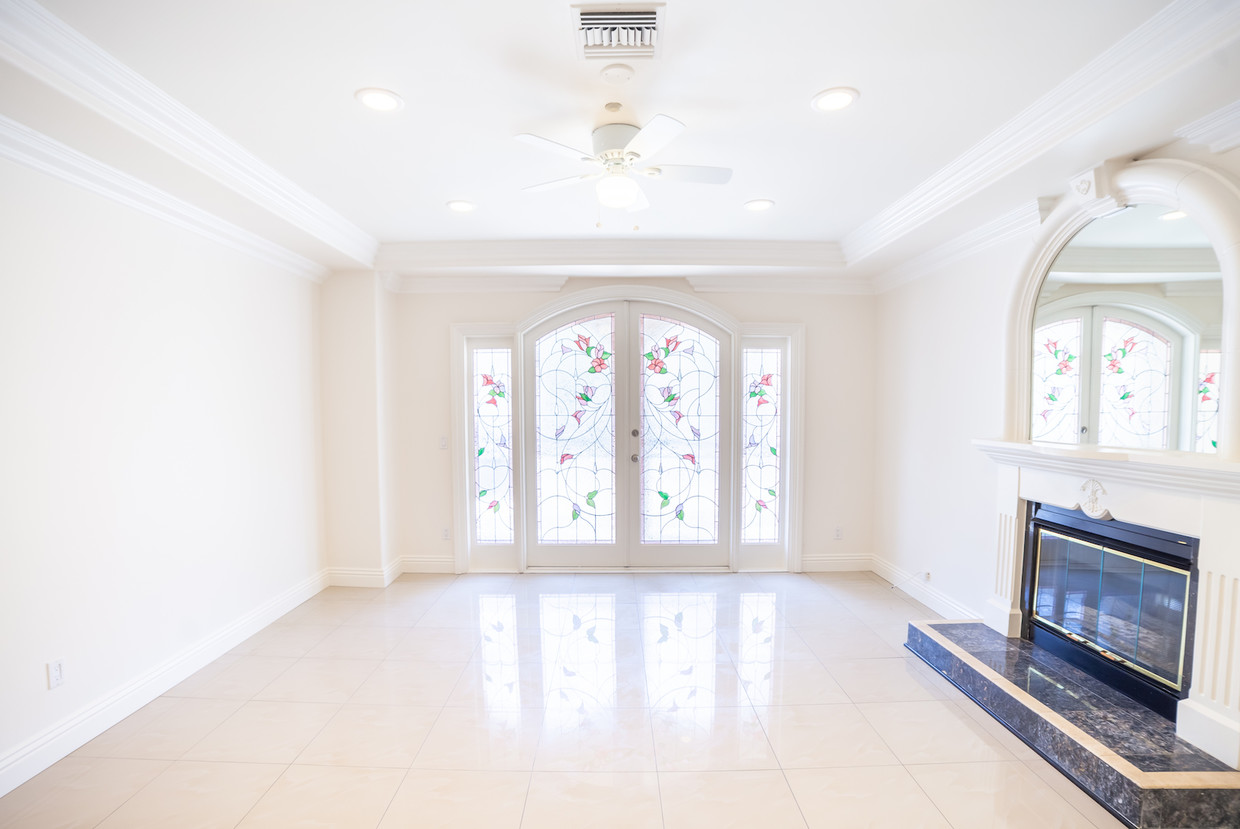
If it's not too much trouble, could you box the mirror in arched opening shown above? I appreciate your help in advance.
[1031,204,1222,452]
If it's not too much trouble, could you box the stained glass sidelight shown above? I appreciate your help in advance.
[1032,318,1082,444]
[473,348,513,543]
[1196,350,1221,453]
[1097,317,1171,449]
[638,315,720,544]
[534,315,616,543]
[741,349,781,544]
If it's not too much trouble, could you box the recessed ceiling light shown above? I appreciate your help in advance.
[744,199,775,211]
[811,87,859,112]
[1159,209,1188,221]
[355,87,403,112]
[446,200,476,213]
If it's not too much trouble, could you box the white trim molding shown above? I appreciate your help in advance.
[0,115,329,282]
[384,273,569,294]
[0,0,377,266]
[0,567,329,798]
[842,0,1240,264]
[873,202,1042,293]
[1176,98,1240,154]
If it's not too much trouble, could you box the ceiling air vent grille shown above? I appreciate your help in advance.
[575,7,662,59]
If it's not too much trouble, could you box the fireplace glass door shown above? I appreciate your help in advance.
[1032,529,1190,690]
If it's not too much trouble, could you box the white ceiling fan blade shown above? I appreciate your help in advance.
[626,184,650,213]
[647,164,733,185]
[515,133,596,163]
[623,114,685,161]
[523,172,601,192]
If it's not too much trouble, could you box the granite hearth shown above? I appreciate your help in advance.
[907,620,1240,829]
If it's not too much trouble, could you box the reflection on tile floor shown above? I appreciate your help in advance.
[0,572,1125,828]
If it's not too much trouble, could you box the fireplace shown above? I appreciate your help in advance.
[1022,502,1198,720]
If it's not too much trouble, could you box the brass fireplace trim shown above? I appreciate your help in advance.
[1032,528,1191,692]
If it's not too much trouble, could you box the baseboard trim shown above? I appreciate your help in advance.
[326,566,390,588]
[401,555,455,574]
[0,568,329,798]
[870,555,981,620]
[801,553,873,572]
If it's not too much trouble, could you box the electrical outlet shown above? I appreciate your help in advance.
[442,527,450,541]
[47,661,64,689]
[833,526,843,540]
[438,436,448,450]
[923,571,932,581]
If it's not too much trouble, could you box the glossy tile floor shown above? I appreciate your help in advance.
[0,572,1128,828]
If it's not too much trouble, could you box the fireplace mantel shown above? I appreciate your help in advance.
[975,438,1240,769]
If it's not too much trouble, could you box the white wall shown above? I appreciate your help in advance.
[870,141,1240,620]
[872,238,1034,617]
[383,279,877,572]
[0,160,325,795]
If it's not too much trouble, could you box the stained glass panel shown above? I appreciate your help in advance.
[639,315,719,544]
[1097,317,1171,449]
[534,315,616,544]
[1032,318,1082,444]
[1196,350,1221,453]
[473,348,513,544]
[741,349,780,544]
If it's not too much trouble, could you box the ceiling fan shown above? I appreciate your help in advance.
[516,114,732,211]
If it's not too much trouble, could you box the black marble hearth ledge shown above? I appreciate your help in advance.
[906,620,1240,829]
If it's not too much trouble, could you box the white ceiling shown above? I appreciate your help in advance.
[3,0,1240,286]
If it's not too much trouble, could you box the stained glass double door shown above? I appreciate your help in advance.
[524,302,732,568]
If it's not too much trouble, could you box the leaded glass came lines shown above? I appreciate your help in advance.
[741,348,781,544]
[1097,317,1171,450]
[534,315,616,544]
[1032,318,1082,444]
[474,348,513,544]
[638,315,720,544]
[1196,350,1220,453]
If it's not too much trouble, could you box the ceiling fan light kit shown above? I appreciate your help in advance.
[517,113,731,212]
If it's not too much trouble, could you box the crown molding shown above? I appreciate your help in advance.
[0,0,376,266]
[375,239,846,273]
[0,115,328,282]
[842,0,1240,265]
[873,202,1042,293]
[383,273,569,294]
[685,274,872,295]
[1176,97,1240,154]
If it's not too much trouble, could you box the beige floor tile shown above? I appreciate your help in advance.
[756,703,900,769]
[797,625,908,660]
[165,655,295,700]
[521,771,663,829]
[0,757,169,829]
[660,770,809,828]
[740,659,851,706]
[377,770,530,829]
[388,626,484,661]
[534,707,656,771]
[826,657,954,703]
[236,764,405,828]
[296,704,440,768]
[650,705,778,771]
[857,700,1016,765]
[786,766,952,829]
[182,700,340,763]
[73,696,242,760]
[908,761,1102,829]
[412,705,543,770]
[444,655,548,710]
[238,623,336,658]
[1021,759,1128,828]
[252,657,380,703]
[95,760,285,828]
[304,626,408,660]
[279,598,369,626]
[349,659,468,706]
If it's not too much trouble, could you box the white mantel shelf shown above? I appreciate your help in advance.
[974,437,1240,769]
[973,439,1240,500]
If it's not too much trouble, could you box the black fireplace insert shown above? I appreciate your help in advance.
[1021,503,1198,721]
